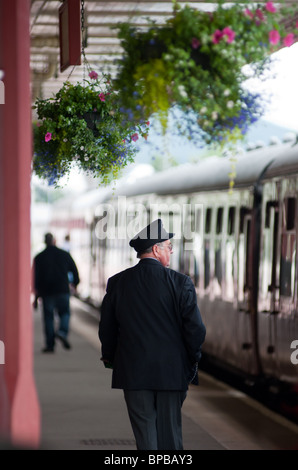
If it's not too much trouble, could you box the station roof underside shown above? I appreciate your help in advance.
[30,0,298,102]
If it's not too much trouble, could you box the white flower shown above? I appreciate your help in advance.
[223,89,230,96]
[80,146,84,150]
[200,106,207,114]
[84,156,89,161]
[227,100,234,109]
[178,85,187,98]
[211,111,218,120]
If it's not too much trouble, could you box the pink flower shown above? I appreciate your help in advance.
[269,30,280,45]
[191,37,200,49]
[265,2,276,13]
[255,9,265,21]
[146,121,150,126]
[212,29,224,44]
[283,33,294,47]
[89,71,98,80]
[131,133,139,142]
[222,27,235,43]
[98,93,105,102]
[212,28,235,44]
[244,8,254,19]
[45,132,52,142]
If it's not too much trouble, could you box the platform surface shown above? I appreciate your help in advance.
[33,298,298,451]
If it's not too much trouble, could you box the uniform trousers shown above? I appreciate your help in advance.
[123,389,187,450]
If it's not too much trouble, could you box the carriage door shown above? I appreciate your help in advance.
[258,199,279,377]
[277,196,297,379]
[237,207,256,374]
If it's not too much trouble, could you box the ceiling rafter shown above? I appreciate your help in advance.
[30,0,298,102]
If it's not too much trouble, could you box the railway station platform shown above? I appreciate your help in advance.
[33,297,298,452]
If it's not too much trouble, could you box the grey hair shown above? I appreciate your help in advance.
[136,242,167,258]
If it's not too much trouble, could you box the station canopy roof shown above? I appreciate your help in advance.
[30,0,298,102]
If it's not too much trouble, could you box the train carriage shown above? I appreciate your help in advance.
[49,139,298,401]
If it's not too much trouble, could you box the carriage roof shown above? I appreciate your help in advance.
[109,141,298,199]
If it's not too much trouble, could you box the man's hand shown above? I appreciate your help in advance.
[70,284,77,295]
[101,358,113,369]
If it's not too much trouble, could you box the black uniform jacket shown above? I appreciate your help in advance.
[34,245,80,297]
[99,258,206,391]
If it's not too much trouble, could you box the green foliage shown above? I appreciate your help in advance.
[33,74,149,186]
[113,0,298,146]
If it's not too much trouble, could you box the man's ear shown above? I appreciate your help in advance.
[152,244,158,257]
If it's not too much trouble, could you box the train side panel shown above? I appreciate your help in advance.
[258,175,298,383]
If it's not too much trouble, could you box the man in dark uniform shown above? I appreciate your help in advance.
[99,219,206,450]
[33,232,80,353]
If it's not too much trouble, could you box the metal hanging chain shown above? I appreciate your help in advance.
[81,0,92,83]
[30,0,48,32]
[81,0,86,78]
[81,0,86,58]
[67,0,90,82]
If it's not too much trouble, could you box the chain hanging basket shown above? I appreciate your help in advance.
[33,73,150,186]
[113,0,298,147]
[33,0,150,187]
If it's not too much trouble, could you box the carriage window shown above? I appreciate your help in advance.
[214,242,222,287]
[240,207,250,233]
[216,207,223,234]
[280,197,296,297]
[280,234,296,297]
[214,208,223,289]
[167,211,175,234]
[195,207,202,234]
[265,201,278,228]
[204,240,210,288]
[228,207,236,235]
[204,208,212,288]
[205,208,212,234]
[284,197,296,230]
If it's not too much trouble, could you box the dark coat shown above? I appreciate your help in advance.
[98,258,206,391]
[34,245,80,297]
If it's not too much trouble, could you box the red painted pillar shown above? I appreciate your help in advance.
[0,0,40,448]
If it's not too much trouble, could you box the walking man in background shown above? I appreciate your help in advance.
[99,219,206,450]
[33,232,80,353]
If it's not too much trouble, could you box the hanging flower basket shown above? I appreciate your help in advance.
[33,73,149,186]
[113,0,298,147]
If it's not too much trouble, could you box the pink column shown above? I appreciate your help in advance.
[0,0,40,448]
